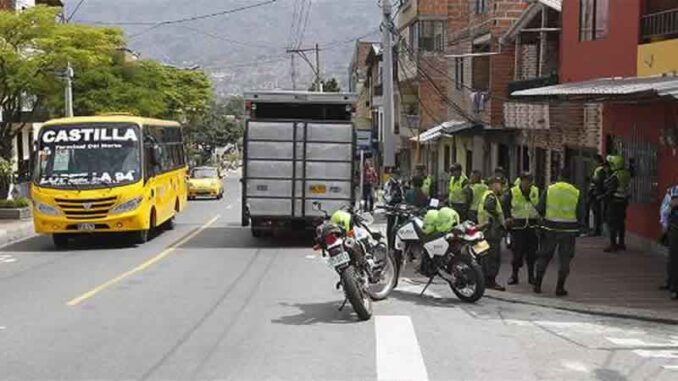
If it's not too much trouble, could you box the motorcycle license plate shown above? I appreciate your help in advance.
[472,240,490,255]
[77,223,96,231]
[328,252,350,268]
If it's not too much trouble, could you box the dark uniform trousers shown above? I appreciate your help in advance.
[468,211,479,224]
[511,226,538,274]
[451,203,468,222]
[607,198,628,245]
[536,230,576,279]
[482,238,502,283]
[669,224,678,293]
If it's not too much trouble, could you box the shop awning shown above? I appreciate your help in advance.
[410,120,478,143]
[511,75,678,99]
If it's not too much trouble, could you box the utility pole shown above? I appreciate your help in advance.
[64,62,74,118]
[286,45,322,92]
[290,54,297,90]
[315,43,323,92]
[381,0,396,168]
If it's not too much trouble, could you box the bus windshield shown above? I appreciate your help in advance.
[36,124,142,189]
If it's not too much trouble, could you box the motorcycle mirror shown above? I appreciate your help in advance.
[429,198,440,208]
[312,201,321,211]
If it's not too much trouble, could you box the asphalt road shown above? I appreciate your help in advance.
[1,172,677,381]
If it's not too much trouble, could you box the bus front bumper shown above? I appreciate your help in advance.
[33,211,149,235]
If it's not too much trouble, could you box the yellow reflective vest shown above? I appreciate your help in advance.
[448,175,468,204]
[510,185,540,220]
[544,182,580,232]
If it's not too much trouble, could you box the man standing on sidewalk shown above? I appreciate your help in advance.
[466,170,487,223]
[478,177,507,291]
[603,154,631,252]
[660,184,678,300]
[504,172,540,285]
[534,168,584,296]
[587,155,608,236]
[448,163,469,221]
[416,164,433,197]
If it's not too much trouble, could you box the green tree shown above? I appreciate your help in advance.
[73,59,213,123]
[184,98,243,165]
[0,6,122,197]
[308,77,341,92]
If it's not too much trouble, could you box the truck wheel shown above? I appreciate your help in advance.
[53,234,69,249]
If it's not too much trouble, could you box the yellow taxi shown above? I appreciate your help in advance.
[188,166,224,200]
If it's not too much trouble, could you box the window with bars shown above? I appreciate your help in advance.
[475,0,489,14]
[418,20,445,52]
[455,57,464,90]
[612,135,659,204]
[580,0,609,41]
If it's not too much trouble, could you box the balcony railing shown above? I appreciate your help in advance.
[641,8,678,41]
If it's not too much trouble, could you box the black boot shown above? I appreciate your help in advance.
[507,268,519,285]
[527,265,535,285]
[556,276,568,297]
[533,273,543,294]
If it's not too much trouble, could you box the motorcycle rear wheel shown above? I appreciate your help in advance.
[447,255,485,303]
[341,266,372,321]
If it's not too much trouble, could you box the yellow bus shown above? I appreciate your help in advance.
[31,115,188,248]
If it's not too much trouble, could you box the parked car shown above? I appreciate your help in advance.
[188,166,224,200]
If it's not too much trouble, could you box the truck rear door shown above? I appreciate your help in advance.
[244,120,354,222]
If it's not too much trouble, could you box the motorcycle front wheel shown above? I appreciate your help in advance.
[447,254,485,303]
[341,265,373,321]
[367,247,397,301]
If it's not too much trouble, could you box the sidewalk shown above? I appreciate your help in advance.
[0,219,35,249]
[491,235,678,322]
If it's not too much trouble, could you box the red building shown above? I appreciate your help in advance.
[512,0,678,251]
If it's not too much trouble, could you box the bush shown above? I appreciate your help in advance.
[0,198,30,209]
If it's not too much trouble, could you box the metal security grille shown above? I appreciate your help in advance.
[613,127,658,204]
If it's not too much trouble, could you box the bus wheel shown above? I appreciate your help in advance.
[53,234,69,249]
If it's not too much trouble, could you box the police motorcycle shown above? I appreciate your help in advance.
[384,199,488,303]
[312,202,397,321]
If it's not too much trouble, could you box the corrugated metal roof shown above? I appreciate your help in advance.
[511,75,678,99]
[410,120,476,143]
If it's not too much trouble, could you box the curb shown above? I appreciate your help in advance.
[0,221,36,250]
[484,290,678,325]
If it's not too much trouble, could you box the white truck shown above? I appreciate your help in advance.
[241,91,358,237]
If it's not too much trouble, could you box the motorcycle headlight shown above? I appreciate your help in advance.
[35,202,61,216]
[110,197,143,215]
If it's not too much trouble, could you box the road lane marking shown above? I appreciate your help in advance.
[375,316,429,381]
[66,215,221,306]
[663,365,678,370]
[607,337,678,348]
[0,255,17,264]
[633,350,678,359]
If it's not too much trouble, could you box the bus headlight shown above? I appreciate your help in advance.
[110,197,143,215]
[35,202,61,216]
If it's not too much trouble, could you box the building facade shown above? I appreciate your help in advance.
[510,0,678,251]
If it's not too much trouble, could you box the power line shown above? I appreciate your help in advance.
[66,0,87,22]
[176,25,280,50]
[76,0,279,27]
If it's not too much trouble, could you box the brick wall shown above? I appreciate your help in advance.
[419,0,449,16]
[519,44,538,80]
[488,44,515,126]
[418,54,448,129]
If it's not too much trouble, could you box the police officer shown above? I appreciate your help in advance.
[488,167,510,196]
[416,164,433,197]
[534,167,584,296]
[478,176,506,291]
[465,170,487,223]
[660,184,678,300]
[603,154,631,252]
[504,172,540,285]
[448,163,469,220]
[587,155,608,236]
